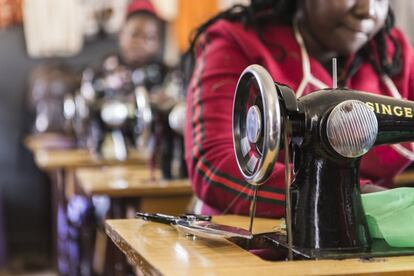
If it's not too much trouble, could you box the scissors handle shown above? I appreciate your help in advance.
[135,212,212,225]
[135,212,177,224]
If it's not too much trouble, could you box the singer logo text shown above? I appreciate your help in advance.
[365,102,414,118]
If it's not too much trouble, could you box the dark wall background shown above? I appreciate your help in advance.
[0,26,117,261]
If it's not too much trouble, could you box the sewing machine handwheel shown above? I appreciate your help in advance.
[232,65,282,185]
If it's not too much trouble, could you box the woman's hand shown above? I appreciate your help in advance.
[361,183,388,194]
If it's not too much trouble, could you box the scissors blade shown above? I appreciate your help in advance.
[174,220,253,240]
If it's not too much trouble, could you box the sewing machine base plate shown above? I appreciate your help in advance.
[229,233,414,261]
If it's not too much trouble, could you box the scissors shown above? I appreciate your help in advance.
[135,212,253,240]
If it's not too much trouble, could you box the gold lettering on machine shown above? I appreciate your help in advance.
[365,102,414,118]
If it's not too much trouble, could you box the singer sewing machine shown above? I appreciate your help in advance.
[72,59,152,161]
[230,64,414,260]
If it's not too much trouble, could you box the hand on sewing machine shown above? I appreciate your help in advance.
[361,184,388,194]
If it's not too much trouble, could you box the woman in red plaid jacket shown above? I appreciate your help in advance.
[185,0,414,217]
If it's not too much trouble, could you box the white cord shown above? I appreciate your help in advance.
[381,75,414,160]
[383,74,402,100]
[293,21,328,98]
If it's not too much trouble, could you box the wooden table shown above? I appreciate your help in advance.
[25,133,149,170]
[24,134,150,275]
[34,148,147,170]
[24,132,77,152]
[75,165,193,215]
[25,133,150,201]
[106,215,414,276]
[76,165,193,275]
[25,133,150,206]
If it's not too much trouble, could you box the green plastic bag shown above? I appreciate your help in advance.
[362,187,414,247]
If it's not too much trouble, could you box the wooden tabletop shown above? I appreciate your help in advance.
[106,215,414,276]
[31,149,149,170]
[24,133,77,152]
[24,133,149,170]
[76,166,192,197]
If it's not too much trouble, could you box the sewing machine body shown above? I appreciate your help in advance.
[267,88,414,259]
[232,65,414,260]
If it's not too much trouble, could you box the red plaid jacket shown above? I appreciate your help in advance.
[185,19,414,217]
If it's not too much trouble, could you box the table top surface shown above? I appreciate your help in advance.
[34,149,149,170]
[24,133,76,151]
[105,215,414,276]
[25,134,149,170]
[76,165,192,197]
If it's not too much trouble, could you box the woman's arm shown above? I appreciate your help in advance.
[185,27,288,218]
[185,22,382,217]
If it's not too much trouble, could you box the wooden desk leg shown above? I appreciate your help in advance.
[54,169,90,276]
[50,170,59,272]
[67,170,95,276]
[104,198,133,276]
[53,168,70,275]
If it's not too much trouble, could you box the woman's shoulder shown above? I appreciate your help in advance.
[192,19,264,61]
[199,19,293,56]
[205,19,290,39]
[203,19,256,42]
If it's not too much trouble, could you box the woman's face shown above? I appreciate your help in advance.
[119,15,161,68]
[297,0,389,57]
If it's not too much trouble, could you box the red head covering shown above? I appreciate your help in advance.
[127,0,158,17]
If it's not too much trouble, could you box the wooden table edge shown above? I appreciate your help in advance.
[105,218,414,275]
[105,219,163,276]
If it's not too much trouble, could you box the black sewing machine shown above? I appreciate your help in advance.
[232,64,414,260]
[73,57,153,161]
[72,57,187,179]
[28,63,80,136]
